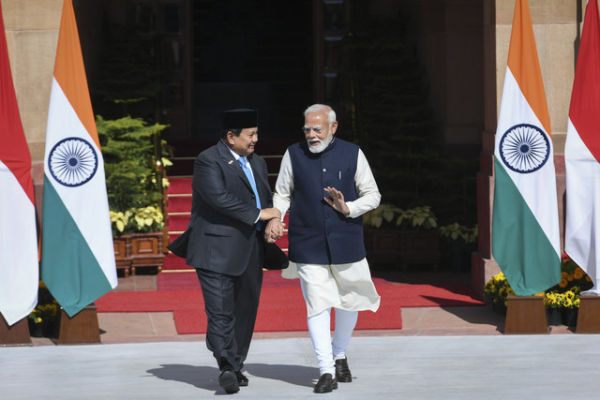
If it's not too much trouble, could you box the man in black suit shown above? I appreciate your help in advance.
[168,109,280,394]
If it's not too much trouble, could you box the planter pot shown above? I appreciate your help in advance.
[561,308,578,328]
[546,307,562,326]
[129,232,165,274]
[398,230,440,269]
[441,239,475,273]
[113,235,132,277]
[364,228,402,267]
[113,232,165,276]
[28,320,44,337]
[364,228,440,270]
[42,318,60,339]
[492,301,507,315]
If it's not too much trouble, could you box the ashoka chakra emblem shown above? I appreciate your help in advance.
[48,137,98,187]
[499,123,550,173]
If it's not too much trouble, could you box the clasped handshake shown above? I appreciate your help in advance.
[257,207,284,244]
[257,186,349,244]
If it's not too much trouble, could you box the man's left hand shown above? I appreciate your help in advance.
[323,186,350,216]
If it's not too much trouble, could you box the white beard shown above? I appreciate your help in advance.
[307,133,334,154]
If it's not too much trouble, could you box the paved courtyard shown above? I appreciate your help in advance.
[2,335,600,399]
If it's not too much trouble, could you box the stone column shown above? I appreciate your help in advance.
[2,0,62,218]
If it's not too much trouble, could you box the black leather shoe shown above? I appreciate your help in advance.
[219,369,240,394]
[313,373,338,393]
[335,357,352,382]
[236,371,249,387]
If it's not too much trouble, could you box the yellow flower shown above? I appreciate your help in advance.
[564,298,573,308]
[161,157,173,167]
[565,291,575,300]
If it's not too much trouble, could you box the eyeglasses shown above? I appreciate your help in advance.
[302,126,323,134]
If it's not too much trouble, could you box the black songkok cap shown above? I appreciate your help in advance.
[223,108,258,129]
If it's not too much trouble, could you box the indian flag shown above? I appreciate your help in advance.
[0,5,38,326]
[41,0,117,317]
[492,0,561,296]
[565,0,600,295]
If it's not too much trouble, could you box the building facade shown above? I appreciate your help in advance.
[2,0,586,293]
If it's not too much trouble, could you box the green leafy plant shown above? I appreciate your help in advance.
[110,206,164,236]
[362,203,403,228]
[544,290,581,309]
[439,223,477,244]
[97,115,170,236]
[363,204,437,230]
[483,272,514,308]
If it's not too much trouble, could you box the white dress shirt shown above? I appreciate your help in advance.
[226,143,261,224]
[273,147,381,219]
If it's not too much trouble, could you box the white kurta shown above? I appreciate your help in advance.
[273,145,382,316]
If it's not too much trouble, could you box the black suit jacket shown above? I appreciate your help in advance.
[168,140,272,276]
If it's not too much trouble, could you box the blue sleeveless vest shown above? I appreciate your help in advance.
[288,138,366,264]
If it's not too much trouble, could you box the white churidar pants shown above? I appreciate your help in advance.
[294,258,381,375]
[307,308,359,375]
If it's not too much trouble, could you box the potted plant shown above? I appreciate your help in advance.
[28,281,60,338]
[98,115,170,276]
[486,254,593,327]
[363,204,439,269]
[543,254,593,328]
[109,206,166,276]
[543,291,565,326]
[483,272,514,315]
[110,210,133,274]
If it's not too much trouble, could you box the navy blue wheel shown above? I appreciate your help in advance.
[48,137,98,187]
[499,123,550,174]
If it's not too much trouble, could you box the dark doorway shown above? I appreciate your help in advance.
[79,0,313,147]
[192,0,313,141]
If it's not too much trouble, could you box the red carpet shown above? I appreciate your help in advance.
[156,270,390,290]
[168,177,192,194]
[96,271,483,334]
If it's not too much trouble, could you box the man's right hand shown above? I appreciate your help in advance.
[259,207,281,222]
[264,218,285,243]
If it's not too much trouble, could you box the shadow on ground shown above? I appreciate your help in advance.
[146,362,316,393]
[245,363,316,388]
[437,304,505,332]
[147,364,220,393]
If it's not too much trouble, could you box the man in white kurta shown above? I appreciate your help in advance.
[268,104,381,393]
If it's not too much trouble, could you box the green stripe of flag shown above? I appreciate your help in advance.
[41,176,112,317]
[492,159,561,295]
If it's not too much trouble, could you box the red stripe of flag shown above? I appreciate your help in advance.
[569,0,600,162]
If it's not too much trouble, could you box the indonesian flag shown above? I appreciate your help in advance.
[492,0,561,295]
[41,0,117,317]
[0,5,39,325]
[565,0,600,295]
